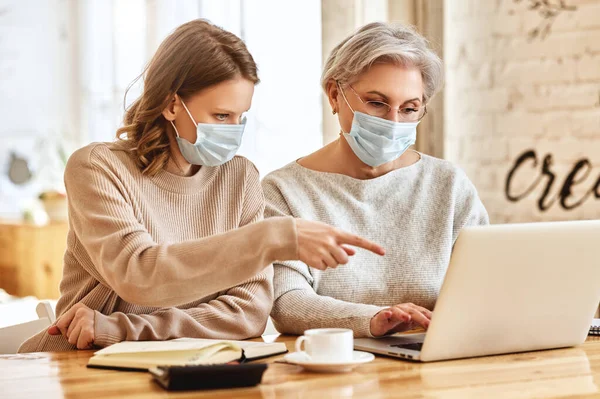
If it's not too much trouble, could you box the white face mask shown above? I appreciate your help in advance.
[339,86,420,168]
[170,100,246,167]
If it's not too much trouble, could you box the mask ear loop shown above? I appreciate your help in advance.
[170,97,197,138]
[179,99,198,127]
[336,81,356,136]
[170,121,181,138]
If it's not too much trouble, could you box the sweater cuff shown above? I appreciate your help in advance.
[266,216,298,262]
[351,305,387,338]
[94,311,125,348]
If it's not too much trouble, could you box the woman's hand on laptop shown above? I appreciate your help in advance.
[295,219,385,270]
[370,303,432,337]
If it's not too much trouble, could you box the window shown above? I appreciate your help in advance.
[0,0,323,218]
[78,0,323,175]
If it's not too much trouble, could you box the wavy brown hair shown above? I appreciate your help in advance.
[117,19,259,176]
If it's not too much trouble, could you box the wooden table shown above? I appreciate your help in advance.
[4,335,600,398]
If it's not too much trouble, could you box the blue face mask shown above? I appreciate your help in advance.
[343,112,419,168]
[170,100,246,167]
[339,85,420,168]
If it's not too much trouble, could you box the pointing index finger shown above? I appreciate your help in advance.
[337,232,385,256]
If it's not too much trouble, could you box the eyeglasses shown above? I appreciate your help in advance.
[341,83,427,122]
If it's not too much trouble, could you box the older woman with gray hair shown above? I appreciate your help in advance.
[263,22,489,338]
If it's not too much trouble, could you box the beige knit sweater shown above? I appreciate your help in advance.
[19,142,297,352]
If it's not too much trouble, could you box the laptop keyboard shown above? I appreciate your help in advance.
[390,342,424,351]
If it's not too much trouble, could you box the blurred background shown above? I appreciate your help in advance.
[0,0,598,321]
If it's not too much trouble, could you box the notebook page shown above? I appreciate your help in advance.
[94,339,239,356]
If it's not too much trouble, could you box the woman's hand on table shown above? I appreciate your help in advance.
[48,302,95,350]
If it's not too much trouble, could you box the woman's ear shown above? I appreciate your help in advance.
[161,94,179,121]
[325,80,339,115]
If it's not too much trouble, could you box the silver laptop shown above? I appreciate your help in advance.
[354,220,600,362]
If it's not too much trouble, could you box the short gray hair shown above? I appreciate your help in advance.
[321,22,443,103]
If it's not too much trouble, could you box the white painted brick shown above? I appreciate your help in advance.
[444,43,461,69]
[470,0,501,16]
[553,2,600,31]
[572,109,600,138]
[541,112,575,139]
[576,54,600,81]
[495,112,545,138]
[526,138,600,163]
[461,88,511,113]
[494,58,578,86]
[459,162,480,180]
[473,165,503,191]
[578,4,600,30]
[447,39,498,68]
[500,2,600,33]
[496,0,522,16]
[497,31,600,62]
[444,119,462,141]
[550,6,583,32]
[447,0,473,21]
[448,62,493,89]
[507,138,543,160]
[581,200,600,220]
[536,207,583,222]
[462,136,510,164]
[461,115,495,137]
[481,197,515,223]
[478,191,504,208]
[451,11,522,38]
[444,135,463,161]
[469,39,500,62]
[520,6,578,37]
[491,12,523,36]
[503,198,540,223]
[520,83,600,111]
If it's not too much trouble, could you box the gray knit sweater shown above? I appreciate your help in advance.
[262,154,489,338]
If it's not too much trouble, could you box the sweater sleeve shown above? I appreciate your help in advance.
[65,146,297,308]
[451,168,490,244]
[271,264,384,338]
[94,269,273,346]
[263,178,385,338]
[92,165,274,345]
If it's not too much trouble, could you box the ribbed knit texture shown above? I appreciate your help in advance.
[263,154,489,338]
[19,142,298,352]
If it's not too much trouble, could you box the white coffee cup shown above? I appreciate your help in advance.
[295,328,354,362]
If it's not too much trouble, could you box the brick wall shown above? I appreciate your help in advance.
[444,0,600,223]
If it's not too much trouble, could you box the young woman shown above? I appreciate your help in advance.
[19,19,383,352]
[264,22,489,338]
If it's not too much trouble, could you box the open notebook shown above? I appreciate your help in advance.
[87,338,287,371]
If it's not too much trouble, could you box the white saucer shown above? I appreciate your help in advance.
[282,351,375,373]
